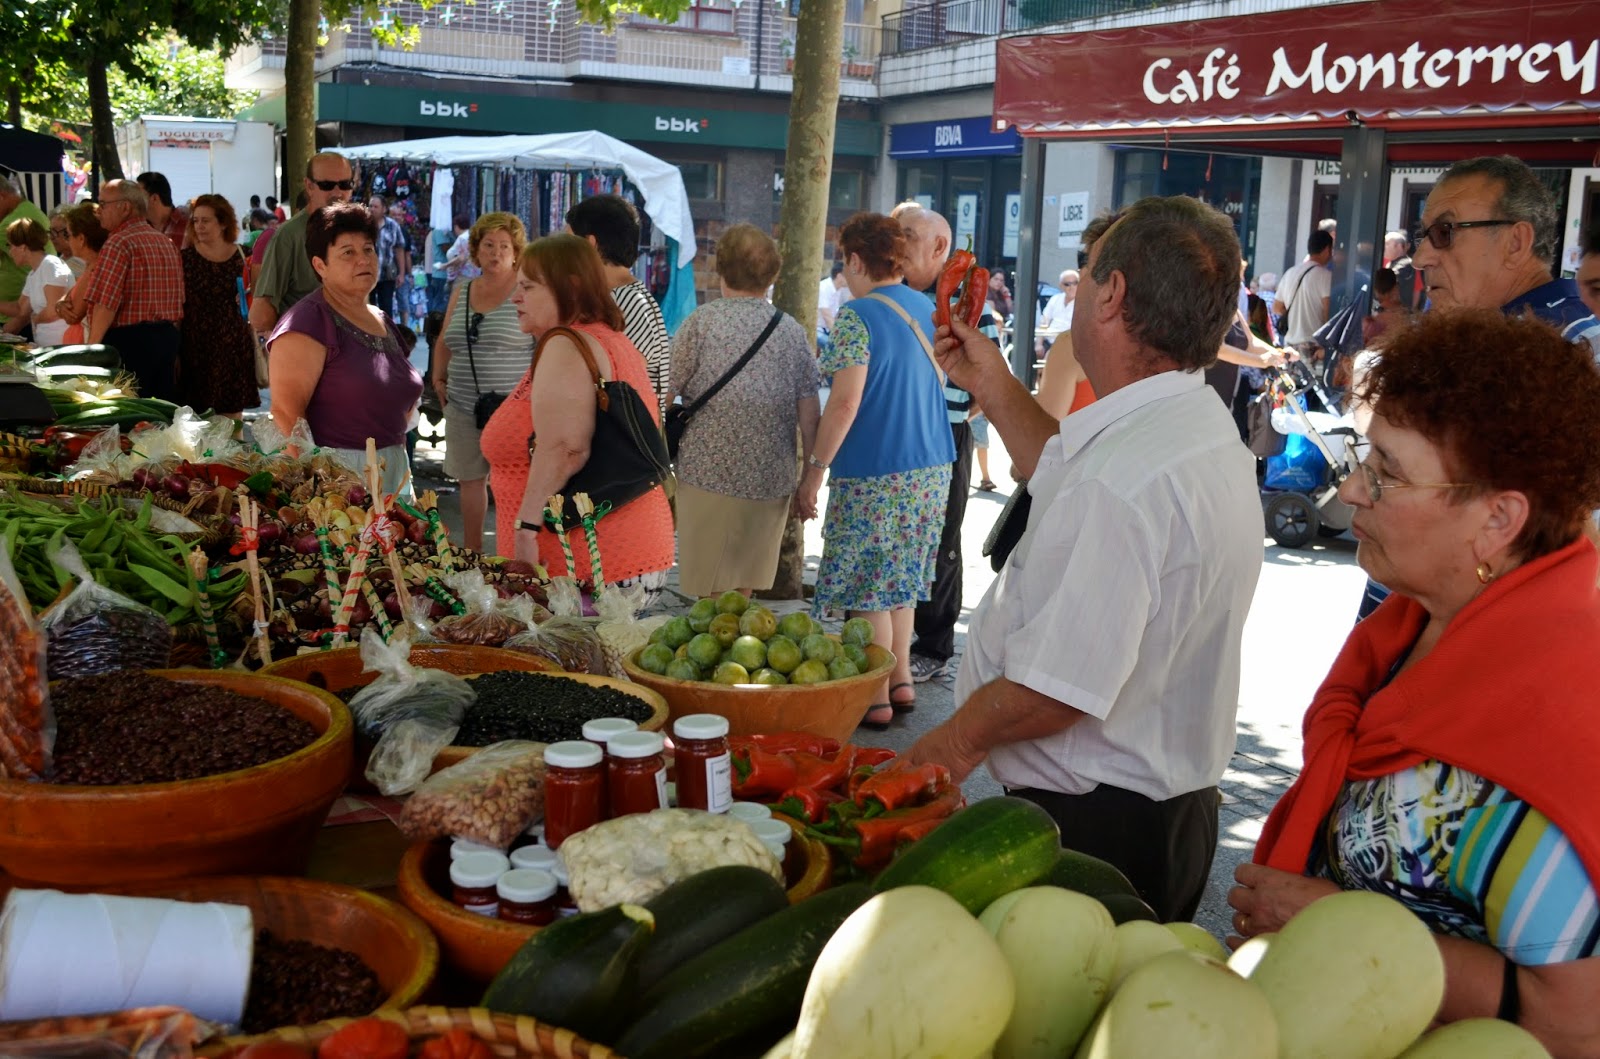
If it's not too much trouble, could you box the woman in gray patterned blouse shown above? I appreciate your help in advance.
[667,224,821,597]
[430,212,534,553]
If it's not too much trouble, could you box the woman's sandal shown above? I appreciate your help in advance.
[859,704,895,731]
[978,480,998,491]
[889,682,917,715]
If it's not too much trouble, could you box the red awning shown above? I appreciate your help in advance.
[994,0,1600,136]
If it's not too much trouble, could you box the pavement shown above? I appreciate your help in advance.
[409,417,1370,940]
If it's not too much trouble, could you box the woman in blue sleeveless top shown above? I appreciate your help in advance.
[794,213,956,730]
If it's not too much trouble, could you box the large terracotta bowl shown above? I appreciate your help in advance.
[0,670,353,887]
[116,875,438,1012]
[623,644,896,745]
[259,643,560,691]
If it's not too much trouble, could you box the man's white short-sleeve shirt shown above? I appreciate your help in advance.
[956,370,1263,800]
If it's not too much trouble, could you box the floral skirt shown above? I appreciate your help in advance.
[813,465,951,614]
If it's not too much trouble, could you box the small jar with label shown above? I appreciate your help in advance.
[729,801,774,825]
[511,844,560,873]
[672,714,733,814]
[543,740,605,850]
[497,868,559,925]
[451,851,510,917]
[751,818,796,882]
[551,858,579,917]
[450,837,505,861]
[607,731,669,818]
[582,717,640,748]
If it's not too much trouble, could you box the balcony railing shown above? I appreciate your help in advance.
[883,0,1182,54]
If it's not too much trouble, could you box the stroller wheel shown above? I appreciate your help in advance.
[1265,492,1319,549]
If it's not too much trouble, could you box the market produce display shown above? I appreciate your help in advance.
[242,931,386,1035]
[48,672,318,785]
[453,672,655,747]
[557,808,782,912]
[398,741,547,849]
[636,595,877,686]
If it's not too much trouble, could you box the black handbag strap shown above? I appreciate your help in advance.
[680,308,782,418]
[461,281,483,393]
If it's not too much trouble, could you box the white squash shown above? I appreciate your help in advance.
[1164,921,1230,962]
[978,886,1116,1059]
[1108,920,1185,991]
[1243,890,1445,1059]
[1224,933,1274,978]
[1073,951,1278,1059]
[791,885,1014,1059]
[1396,1019,1552,1059]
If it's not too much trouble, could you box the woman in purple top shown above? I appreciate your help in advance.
[267,203,423,499]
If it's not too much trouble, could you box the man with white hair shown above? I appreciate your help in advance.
[0,176,49,323]
[1384,230,1419,309]
[1036,269,1079,356]
[85,179,185,402]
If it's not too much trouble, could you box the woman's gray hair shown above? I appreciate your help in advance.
[1436,155,1559,264]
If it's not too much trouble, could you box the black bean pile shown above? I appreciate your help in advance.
[453,671,654,746]
[49,674,318,785]
[44,602,172,681]
[241,929,386,1034]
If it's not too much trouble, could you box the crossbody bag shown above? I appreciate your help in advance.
[664,307,782,461]
[864,292,945,384]
[462,283,512,429]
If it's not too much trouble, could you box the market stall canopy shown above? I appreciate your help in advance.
[340,132,697,269]
[0,124,68,213]
[994,0,1600,136]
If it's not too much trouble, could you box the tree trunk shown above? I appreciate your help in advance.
[766,0,844,601]
[283,0,321,202]
[86,57,122,183]
[4,83,19,127]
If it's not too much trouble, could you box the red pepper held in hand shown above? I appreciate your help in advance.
[854,760,953,812]
[957,266,990,329]
[935,245,978,329]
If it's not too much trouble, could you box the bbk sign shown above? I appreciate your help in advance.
[420,100,477,118]
[655,116,709,134]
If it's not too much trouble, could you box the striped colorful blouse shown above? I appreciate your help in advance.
[1317,760,1599,965]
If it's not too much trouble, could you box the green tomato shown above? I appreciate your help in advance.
[712,660,751,685]
[790,659,830,685]
[739,605,778,641]
[777,611,814,643]
[647,624,668,646]
[842,642,870,671]
[687,633,724,669]
[687,597,718,634]
[750,668,789,686]
[827,657,861,681]
[800,633,838,665]
[765,635,803,675]
[661,616,694,649]
[729,635,767,672]
[715,590,750,616]
[638,642,674,674]
[665,658,703,682]
[841,617,876,647]
[709,612,742,647]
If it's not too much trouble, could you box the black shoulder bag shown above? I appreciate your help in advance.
[664,307,782,461]
[527,326,672,526]
[462,283,510,429]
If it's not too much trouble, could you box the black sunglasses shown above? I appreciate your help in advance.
[312,179,356,192]
[1413,218,1514,251]
[467,311,484,341]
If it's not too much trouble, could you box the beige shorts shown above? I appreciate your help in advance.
[675,482,789,596]
[442,400,491,482]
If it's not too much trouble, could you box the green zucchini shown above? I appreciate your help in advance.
[635,864,790,995]
[615,882,872,1059]
[1042,846,1141,900]
[480,902,654,1043]
[1097,892,1160,924]
[871,795,1060,913]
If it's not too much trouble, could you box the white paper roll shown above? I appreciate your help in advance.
[0,889,255,1024]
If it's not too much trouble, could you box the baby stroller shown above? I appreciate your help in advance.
[1258,364,1360,548]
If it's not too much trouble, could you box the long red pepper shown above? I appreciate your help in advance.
[842,788,965,870]
[935,246,977,328]
[731,746,801,798]
[854,761,953,812]
[731,733,841,758]
[957,267,990,328]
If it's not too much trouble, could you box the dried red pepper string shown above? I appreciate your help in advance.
[228,526,260,556]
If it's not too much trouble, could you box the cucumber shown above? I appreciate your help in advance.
[635,864,790,995]
[480,902,653,1043]
[871,795,1060,913]
[615,882,873,1059]
[1098,892,1160,924]
[1042,847,1141,899]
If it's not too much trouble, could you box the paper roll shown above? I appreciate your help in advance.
[0,889,254,1024]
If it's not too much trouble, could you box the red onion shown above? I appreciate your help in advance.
[163,473,190,499]
[292,533,321,555]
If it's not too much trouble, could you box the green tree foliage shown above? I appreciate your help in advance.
[21,38,257,134]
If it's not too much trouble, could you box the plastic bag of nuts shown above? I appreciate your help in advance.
[398,739,547,847]
[0,545,52,780]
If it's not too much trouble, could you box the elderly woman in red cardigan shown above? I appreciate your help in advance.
[1229,309,1600,1057]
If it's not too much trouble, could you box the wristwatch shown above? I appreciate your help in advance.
[517,520,542,533]
[806,454,829,472]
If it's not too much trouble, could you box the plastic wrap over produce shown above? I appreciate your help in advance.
[0,891,253,1025]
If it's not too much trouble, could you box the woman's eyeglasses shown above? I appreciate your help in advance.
[1344,438,1471,503]
[1412,218,1514,251]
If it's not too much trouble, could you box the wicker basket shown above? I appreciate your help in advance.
[204,1006,620,1058]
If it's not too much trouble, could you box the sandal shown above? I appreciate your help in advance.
[859,704,894,731]
[889,682,917,715]
[977,480,998,492]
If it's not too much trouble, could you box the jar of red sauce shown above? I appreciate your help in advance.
[543,740,605,850]
[607,731,668,818]
[672,714,732,813]
[581,718,638,817]
[497,868,559,925]
[450,851,509,917]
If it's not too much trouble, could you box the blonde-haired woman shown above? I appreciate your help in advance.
[431,212,533,553]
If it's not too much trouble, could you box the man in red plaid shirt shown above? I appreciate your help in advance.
[87,179,184,402]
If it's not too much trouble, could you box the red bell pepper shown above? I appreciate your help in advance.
[731,732,841,758]
[853,761,953,812]
[731,746,801,799]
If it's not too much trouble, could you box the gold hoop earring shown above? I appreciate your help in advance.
[1476,562,1493,585]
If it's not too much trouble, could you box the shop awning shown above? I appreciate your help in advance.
[994,0,1600,137]
[341,132,696,268]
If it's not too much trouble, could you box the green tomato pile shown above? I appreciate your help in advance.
[636,592,877,686]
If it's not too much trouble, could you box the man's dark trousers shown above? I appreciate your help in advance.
[912,420,973,664]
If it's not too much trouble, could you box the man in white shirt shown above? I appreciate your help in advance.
[1034,269,1078,357]
[816,264,843,350]
[907,196,1264,920]
[1273,229,1333,351]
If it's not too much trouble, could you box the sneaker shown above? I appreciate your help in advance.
[909,654,951,683]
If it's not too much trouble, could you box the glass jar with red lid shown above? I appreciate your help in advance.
[543,740,605,850]
[607,730,668,818]
[672,714,733,813]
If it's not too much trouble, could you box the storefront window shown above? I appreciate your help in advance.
[896,164,941,211]
[829,170,863,210]
[676,161,723,202]
[1113,149,1262,264]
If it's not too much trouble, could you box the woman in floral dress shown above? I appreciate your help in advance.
[179,195,259,417]
[793,212,955,730]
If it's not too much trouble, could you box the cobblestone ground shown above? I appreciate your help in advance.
[411,416,1368,938]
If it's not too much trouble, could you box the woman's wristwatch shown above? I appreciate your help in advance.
[517,520,542,533]
[806,454,829,472]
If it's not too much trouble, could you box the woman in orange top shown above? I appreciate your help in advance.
[478,234,674,607]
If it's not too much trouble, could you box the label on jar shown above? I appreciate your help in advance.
[705,752,733,814]
[463,900,498,918]
[654,765,669,809]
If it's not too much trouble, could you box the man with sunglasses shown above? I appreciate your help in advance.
[250,151,355,336]
[1411,155,1600,347]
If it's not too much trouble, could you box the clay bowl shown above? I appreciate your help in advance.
[623,644,896,745]
[433,672,670,771]
[116,875,438,1012]
[397,839,536,984]
[259,643,560,692]
[0,670,353,887]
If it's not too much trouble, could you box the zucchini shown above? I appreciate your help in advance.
[872,796,1060,913]
[615,882,872,1059]
[1041,847,1141,900]
[635,864,790,995]
[480,902,653,1043]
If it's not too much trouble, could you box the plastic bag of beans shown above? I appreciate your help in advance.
[0,545,52,780]
[503,594,606,675]
[350,627,475,795]
[37,541,171,683]
[398,739,547,847]
[426,569,526,646]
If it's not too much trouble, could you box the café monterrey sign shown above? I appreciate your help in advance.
[995,0,1600,130]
